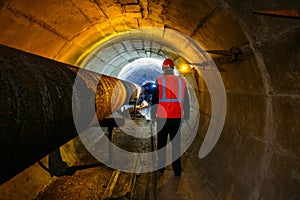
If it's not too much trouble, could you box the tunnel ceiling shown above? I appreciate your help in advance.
[80,27,215,80]
[1,0,299,73]
[0,0,250,71]
[79,29,176,76]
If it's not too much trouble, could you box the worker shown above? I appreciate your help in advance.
[151,58,190,176]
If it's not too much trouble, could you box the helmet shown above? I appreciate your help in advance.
[162,58,174,69]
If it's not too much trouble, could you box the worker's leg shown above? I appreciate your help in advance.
[156,118,168,172]
[169,118,182,176]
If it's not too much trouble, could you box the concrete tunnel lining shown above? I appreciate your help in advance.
[78,27,227,161]
[0,0,299,199]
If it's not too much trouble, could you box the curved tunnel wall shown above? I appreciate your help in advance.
[0,0,299,199]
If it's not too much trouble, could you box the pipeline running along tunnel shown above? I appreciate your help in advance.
[0,0,299,199]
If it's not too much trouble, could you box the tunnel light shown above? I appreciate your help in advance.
[177,64,190,74]
[174,57,191,75]
[181,65,188,72]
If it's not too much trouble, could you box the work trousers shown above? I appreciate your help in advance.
[156,118,182,174]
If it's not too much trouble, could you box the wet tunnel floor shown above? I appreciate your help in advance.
[35,118,215,200]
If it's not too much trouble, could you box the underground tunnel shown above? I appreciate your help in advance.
[0,0,299,199]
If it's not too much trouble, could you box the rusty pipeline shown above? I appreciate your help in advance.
[0,45,138,184]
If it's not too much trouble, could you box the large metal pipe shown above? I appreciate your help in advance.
[0,45,138,184]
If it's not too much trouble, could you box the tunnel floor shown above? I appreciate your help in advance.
[35,118,215,200]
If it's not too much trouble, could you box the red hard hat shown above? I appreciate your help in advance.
[162,58,174,69]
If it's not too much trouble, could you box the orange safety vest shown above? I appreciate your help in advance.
[156,75,186,118]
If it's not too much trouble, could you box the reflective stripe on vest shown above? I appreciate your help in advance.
[159,76,183,103]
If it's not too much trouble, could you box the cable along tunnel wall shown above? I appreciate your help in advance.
[0,45,138,184]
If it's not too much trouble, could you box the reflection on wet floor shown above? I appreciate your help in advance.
[35,118,215,200]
